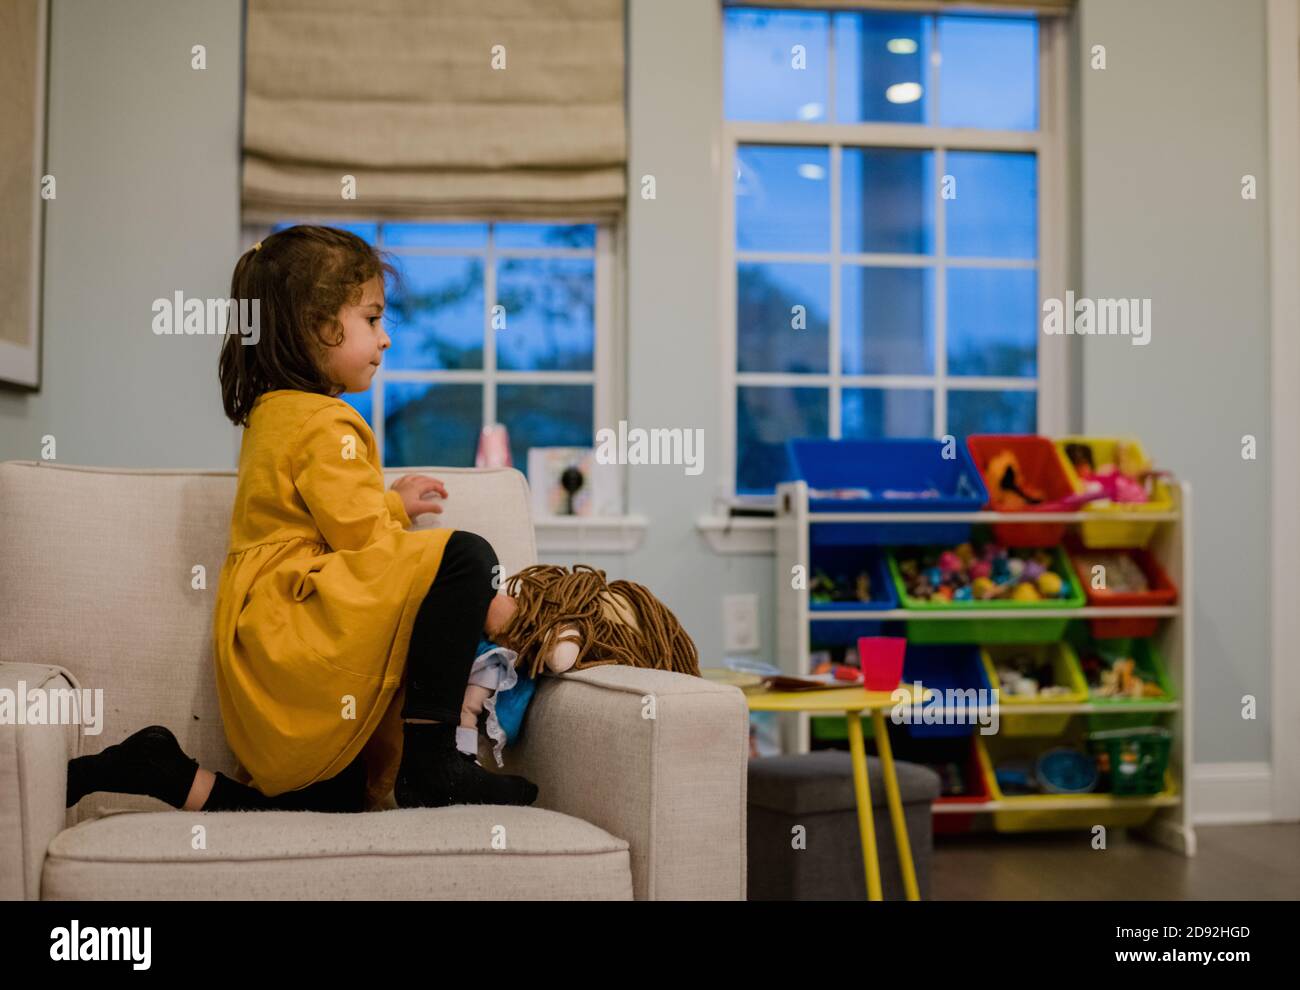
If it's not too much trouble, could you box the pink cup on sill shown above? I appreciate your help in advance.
[857,637,907,692]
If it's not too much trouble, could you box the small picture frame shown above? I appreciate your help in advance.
[526,447,618,517]
[0,0,48,391]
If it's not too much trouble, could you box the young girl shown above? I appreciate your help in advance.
[65,225,538,814]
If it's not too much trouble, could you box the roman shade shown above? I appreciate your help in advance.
[241,0,626,222]
[721,1,1073,14]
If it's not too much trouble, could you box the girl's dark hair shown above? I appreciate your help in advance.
[218,224,398,426]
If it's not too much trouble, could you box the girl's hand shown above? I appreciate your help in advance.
[390,474,448,520]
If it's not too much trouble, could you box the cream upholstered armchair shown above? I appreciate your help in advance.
[0,460,748,900]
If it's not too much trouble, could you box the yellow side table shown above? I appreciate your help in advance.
[745,682,929,901]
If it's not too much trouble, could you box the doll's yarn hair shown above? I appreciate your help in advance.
[496,564,700,680]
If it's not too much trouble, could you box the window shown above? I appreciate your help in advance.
[723,7,1063,496]
[268,220,613,475]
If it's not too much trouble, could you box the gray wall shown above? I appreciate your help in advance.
[1077,0,1272,762]
[0,0,243,468]
[0,0,1275,765]
[621,0,775,666]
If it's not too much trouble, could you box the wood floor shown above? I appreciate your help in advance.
[931,823,1300,899]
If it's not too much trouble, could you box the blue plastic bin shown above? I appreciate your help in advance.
[808,547,896,613]
[786,438,988,546]
[899,644,993,738]
[807,547,897,643]
[811,619,904,647]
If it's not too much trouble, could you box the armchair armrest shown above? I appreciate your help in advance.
[502,664,749,900]
[0,662,84,900]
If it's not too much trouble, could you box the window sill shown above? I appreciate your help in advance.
[534,514,648,554]
[695,515,776,555]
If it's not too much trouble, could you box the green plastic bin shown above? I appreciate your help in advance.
[1088,726,1172,795]
[888,546,1085,644]
[1071,632,1176,731]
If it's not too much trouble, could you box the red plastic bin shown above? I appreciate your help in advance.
[932,736,991,836]
[885,732,990,835]
[1067,544,1178,638]
[966,435,1077,547]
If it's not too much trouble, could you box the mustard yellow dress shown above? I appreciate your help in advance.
[212,389,453,808]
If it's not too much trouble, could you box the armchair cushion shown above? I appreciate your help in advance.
[42,805,632,900]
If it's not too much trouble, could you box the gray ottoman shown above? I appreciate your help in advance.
[748,750,940,900]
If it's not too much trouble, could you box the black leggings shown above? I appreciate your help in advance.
[206,752,369,812]
[400,529,499,723]
[207,530,499,812]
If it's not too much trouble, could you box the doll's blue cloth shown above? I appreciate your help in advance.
[468,638,537,766]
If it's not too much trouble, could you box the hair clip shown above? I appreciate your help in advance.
[252,241,262,252]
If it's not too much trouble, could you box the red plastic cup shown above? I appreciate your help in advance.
[857,637,907,691]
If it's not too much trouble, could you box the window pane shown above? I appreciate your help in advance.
[736,145,830,253]
[834,12,931,124]
[842,266,934,375]
[495,223,596,249]
[384,382,482,468]
[945,151,1037,259]
[382,223,487,248]
[738,262,829,374]
[938,16,1038,131]
[947,389,1036,438]
[724,8,829,123]
[842,388,933,438]
[737,386,828,493]
[497,384,593,472]
[342,388,372,426]
[274,221,377,242]
[384,256,484,370]
[947,268,1037,377]
[842,148,935,255]
[494,257,595,372]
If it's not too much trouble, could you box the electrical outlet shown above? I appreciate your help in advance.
[723,593,760,653]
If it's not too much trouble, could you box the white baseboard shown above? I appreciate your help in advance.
[1191,762,1277,824]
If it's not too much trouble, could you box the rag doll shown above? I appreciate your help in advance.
[459,564,700,766]
[496,564,700,680]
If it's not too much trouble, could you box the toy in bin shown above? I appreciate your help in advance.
[992,650,1074,700]
[1080,646,1164,699]
[809,567,872,605]
[985,448,1047,510]
[810,647,867,684]
[1055,437,1175,549]
[995,749,1098,795]
[1088,726,1172,795]
[1074,550,1150,592]
[1068,544,1178,638]
[1062,440,1166,504]
[895,540,1073,604]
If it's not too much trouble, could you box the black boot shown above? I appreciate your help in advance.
[394,721,538,809]
[66,725,200,809]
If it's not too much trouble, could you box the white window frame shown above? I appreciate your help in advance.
[240,217,642,549]
[718,11,1071,505]
[361,221,615,472]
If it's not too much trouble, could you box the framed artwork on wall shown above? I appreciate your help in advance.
[0,0,48,391]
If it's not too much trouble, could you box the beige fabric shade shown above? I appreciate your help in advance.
[241,0,627,222]
[721,0,1073,14]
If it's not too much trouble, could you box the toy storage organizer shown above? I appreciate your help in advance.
[774,470,1195,857]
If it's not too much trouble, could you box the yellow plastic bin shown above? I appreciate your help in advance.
[980,643,1088,737]
[979,723,1174,833]
[1054,437,1173,549]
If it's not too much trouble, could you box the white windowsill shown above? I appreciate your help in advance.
[534,514,648,553]
[695,515,776,555]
